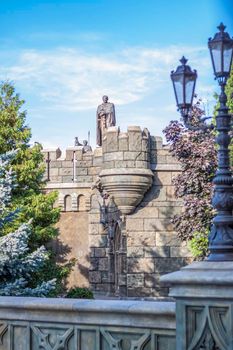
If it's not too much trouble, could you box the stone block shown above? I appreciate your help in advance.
[82,154,93,160]
[144,185,166,202]
[74,149,83,160]
[118,274,127,286]
[89,258,98,271]
[156,155,167,164]
[155,171,172,185]
[127,258,154,273]
[136,160,148,168]
[127,273,144,288]
[126,218,144,231]
[61,160,73,168]
[105,128,119,152]
[127,232,156,247]
[123,151,141,161]
[114,160,127,168]
[137,151,148,161]
[95,283,109,292]
[127,247,144,258]
[50,160,62,168]
[61,175,73,183]
[89,235,107,247]
[89,213,100,224]
[93,156,103,166]
[144,273,161,288]
[59,168,73,176]
[170,246,193,257]
[114,160,135,168]
[88,167,101,175]
[154,257,191,274]
[94,147,103,157]
[76,176,93,183]
[104,152,123,162]
[144,246,170,258]
[157,149,169,156]
[50,175,62,182]
[166,186,176,200]
[76,168,88,176]
[159,206,182,218]
[132,206,158,218]
[89,271,101,283]
[89,224,100,235]
[118,133,129,151]
[65,148,76,160]
[94,248,106,257]
[99,258,108,271]
[49,168,59,176]
[156,232,181,246]
[103,160,115,169]
[144,218,173,232]
[166,155,179,164]
[128,126,142,151]
[152,200,183,208]
[76,160,93,167]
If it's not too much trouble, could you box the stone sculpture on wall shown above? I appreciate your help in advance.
[82,140,92,153]
[96,95,116,146]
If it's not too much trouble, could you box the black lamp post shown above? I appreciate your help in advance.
[171,23,233,261]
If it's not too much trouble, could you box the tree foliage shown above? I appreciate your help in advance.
[163,98,217,258]
[0,82,60,245]
[0,151,56,296]
[0,82,72,294]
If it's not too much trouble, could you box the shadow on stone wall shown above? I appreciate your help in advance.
[126,173,192,298]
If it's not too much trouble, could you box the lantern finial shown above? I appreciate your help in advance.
[218,22,226,33]
[180,56,188,65]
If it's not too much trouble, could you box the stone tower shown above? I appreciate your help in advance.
[42,126,192,297]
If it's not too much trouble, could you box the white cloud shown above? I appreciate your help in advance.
[0,44,214,114]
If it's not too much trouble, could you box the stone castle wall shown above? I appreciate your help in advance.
[43,126,192,297]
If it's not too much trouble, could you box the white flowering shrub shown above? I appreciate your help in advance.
[0,151,56,296]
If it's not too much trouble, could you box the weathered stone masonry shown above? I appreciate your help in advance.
[43,126,192,297]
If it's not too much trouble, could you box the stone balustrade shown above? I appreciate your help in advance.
[0,297,175,349]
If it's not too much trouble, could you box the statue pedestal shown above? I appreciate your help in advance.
[161,261,233,349]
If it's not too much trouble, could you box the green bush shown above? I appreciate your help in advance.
[66,287,94,299]
[188,230,209,259]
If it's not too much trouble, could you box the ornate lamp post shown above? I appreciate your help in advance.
[171,23,233,261]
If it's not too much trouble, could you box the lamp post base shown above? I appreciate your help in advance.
[161,261,233,349]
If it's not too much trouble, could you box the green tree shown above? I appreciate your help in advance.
[163,98,217,258]
[0,81,71,294]
[0,82,60,244]
[0,151,56,296]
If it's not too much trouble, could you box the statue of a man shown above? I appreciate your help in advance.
[96,95,116,146]
[82,140,92,153]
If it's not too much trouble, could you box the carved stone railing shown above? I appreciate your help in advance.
[0,297,175,349]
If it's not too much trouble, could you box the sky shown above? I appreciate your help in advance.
[0,0,232,150]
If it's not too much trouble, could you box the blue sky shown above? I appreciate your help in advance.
[0,0,232,150]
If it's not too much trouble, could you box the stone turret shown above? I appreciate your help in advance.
[42,126,193,298]
[99,126,153,215]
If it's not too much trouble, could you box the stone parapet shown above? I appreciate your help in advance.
[0,297,176,349]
